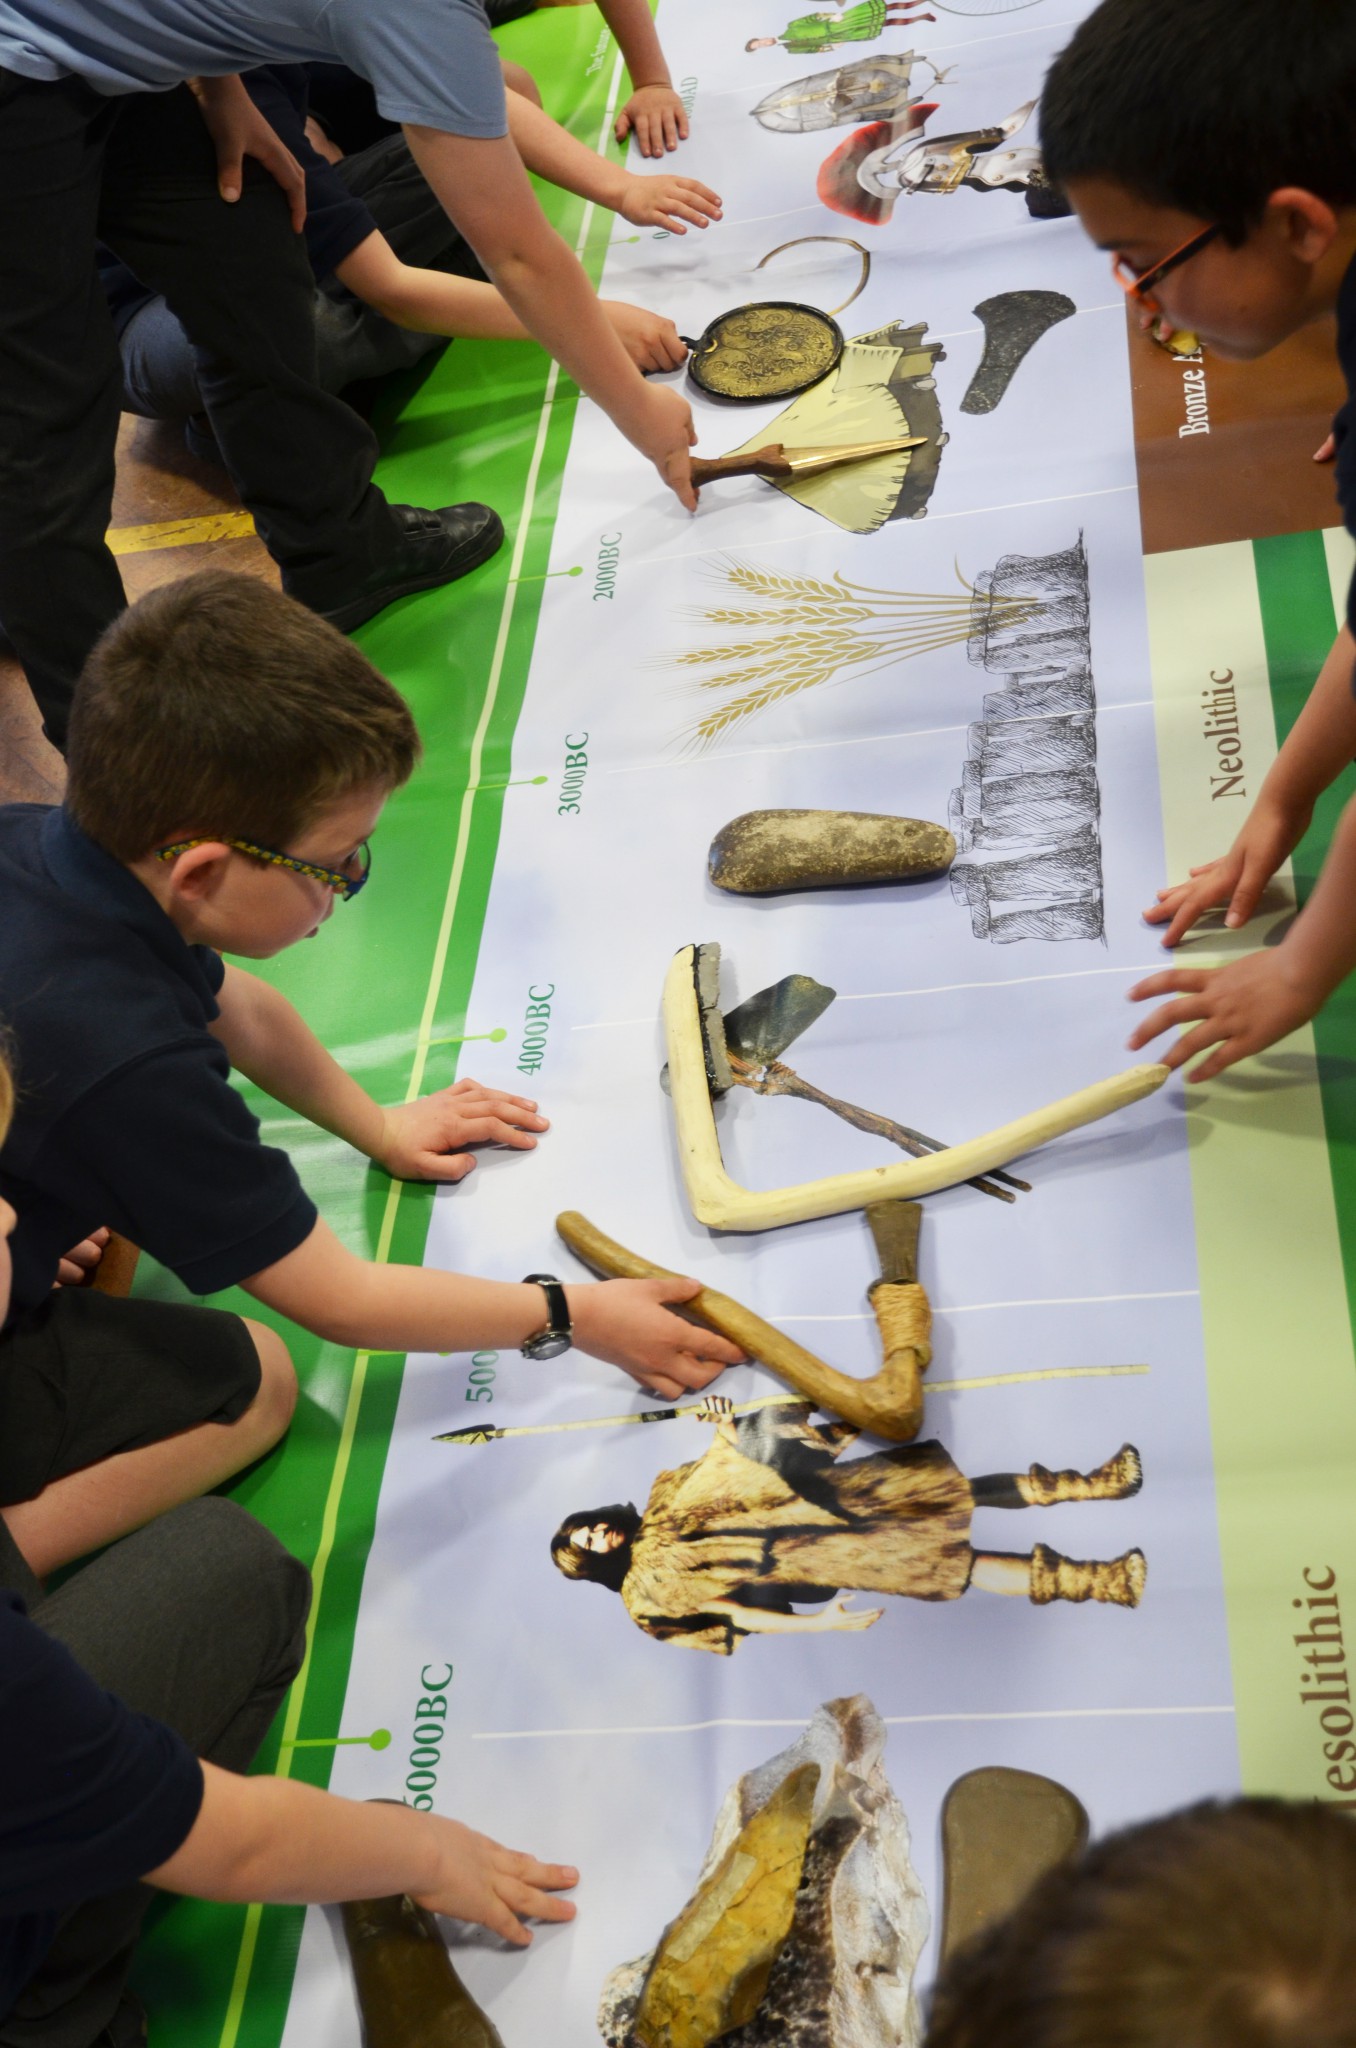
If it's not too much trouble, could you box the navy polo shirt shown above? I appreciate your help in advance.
[0,805,317,1326]
[0,1590,202,2021]
[1331,253,1356,640]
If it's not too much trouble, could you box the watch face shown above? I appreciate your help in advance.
[524,1331,572,1361]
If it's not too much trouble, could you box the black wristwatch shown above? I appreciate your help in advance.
[521,1273,573,1360]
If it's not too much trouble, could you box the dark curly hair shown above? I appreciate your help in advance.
[549,1505,641,1592]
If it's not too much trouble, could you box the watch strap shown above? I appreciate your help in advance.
[523,1272,571,1342]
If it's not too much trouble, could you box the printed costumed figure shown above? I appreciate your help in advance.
[750,51,954,134]
[819,101,1072,224]
[550,1398,1145,1656]
[747,5,937,58]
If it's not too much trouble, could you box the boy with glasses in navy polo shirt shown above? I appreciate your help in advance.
[0,1053,578,2048]
[1038,0,1356,1084]
[0,569,740,1589]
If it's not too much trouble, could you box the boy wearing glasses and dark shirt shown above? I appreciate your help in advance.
[0,1059,581,2048]
[1039,0,1356,1084]
[0,570,739,1587]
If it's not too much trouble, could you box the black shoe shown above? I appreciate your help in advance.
[307,503,505,633]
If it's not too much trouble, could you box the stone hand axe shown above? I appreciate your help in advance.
[939,1767,1089,1964]
[342,1890,505,2048]
[690,437,925,486]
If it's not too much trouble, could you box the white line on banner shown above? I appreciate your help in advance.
[473,1704,1235,1741]
[627,485,1141,574]
[695,15,1086,97]
[572,962,1169,1032]
[585,698,1154,784]
[782,1289,1198,1319]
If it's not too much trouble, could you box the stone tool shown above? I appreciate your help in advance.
[662,941,1170,1230]
[557,1207,932,1442]
[940,1767,1089,1964]
[341,1891,504,2048]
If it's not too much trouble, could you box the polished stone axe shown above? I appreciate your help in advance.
[342,1890,505,2048]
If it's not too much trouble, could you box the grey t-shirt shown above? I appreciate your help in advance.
[0,0,507,136]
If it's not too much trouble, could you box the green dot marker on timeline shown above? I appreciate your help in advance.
[511,564,584,585]
[279,1728,392,1753]
[477,774,549,791]
[426,1027,509,1049]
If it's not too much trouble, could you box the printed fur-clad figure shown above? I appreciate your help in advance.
[551,1400,1145,1655]
[820,102,1072,224]
[747,6,937,58]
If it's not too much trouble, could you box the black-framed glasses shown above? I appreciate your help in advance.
[1111,223,1222,315]
[155,835,372,899]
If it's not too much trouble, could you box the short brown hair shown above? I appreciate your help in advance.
[927,1797,1356,2048]
[66,572,421,861]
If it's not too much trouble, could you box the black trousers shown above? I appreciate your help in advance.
[0,1498,311,2048]
[120,133,485,419]
[0,70,404,749]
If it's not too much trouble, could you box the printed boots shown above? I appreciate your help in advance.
[1029,1542,1146,1608]
[1021,1444,1142,1507]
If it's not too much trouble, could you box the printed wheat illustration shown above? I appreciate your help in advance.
[666,558,1047,750]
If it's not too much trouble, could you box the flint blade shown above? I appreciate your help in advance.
[723,973,837,1067]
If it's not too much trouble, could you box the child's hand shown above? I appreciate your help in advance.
[411,1815,578,1946]
[602,300,688,372]
[625,382,698,510]
[568,1276,745,1399]
[377,1079,549,1181]
[1144,795,1310,947]
[1127,949,1320,1082]
[615,171,722,234]
[53,1226,111,1288]
[615,83,690,158]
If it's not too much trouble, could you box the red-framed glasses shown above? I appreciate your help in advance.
[1111,223,1222,315]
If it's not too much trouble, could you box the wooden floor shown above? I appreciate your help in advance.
[0,411,276,807]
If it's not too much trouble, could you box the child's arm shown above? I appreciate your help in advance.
[402,125,697,507]
[502,90,721,234]
[1128,789,1356,1081]
[149,1763,576,1945]
[212,966,545,1180]
[334,231,688,372]
[595,0,690,158]
[1146,624,1356,946]
[244,1217,744,1396]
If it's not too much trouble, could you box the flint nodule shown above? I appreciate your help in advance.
[341,1893,506,2048]
[709,808,955,895]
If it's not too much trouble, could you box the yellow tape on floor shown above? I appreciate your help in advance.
[106,509,256,555]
